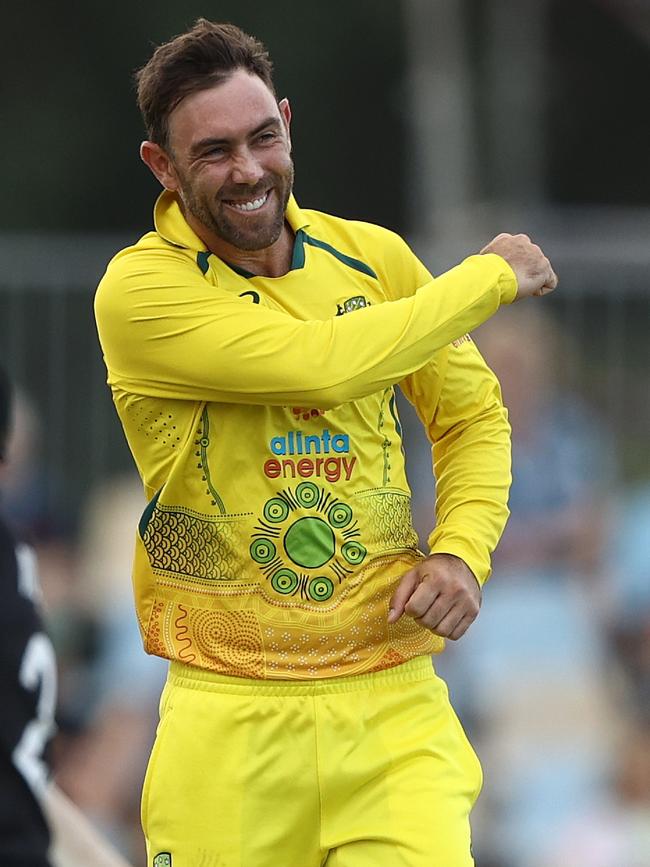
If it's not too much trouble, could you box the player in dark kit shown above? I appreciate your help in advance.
[0,370,135,867]
[0,522,56,866]
[0,367,56,866]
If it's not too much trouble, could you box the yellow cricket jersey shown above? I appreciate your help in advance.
[94,191,515,679]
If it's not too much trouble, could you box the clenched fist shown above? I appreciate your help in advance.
[481,233,558,300]
[388,553,481,641]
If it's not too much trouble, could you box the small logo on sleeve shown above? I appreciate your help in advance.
[153,854,172,867]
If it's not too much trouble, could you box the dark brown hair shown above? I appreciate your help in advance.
[136,19,275,149]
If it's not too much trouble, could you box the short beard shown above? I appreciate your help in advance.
[179,162,294,252]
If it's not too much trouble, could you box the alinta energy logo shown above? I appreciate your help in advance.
[250,482,367,603]
[263,428,357,484]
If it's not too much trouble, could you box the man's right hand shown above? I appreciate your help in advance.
[481,233,558,300]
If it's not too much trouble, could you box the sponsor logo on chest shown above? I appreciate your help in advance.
[263,428,357,483]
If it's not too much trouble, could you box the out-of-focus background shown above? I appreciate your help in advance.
[1,1,649,865]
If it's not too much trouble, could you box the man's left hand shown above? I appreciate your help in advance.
[387,553,481,640]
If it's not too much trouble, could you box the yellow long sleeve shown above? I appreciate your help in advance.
[95,246,515,408]
[401,341,511,585]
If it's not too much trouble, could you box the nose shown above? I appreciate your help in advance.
[230,146,264,186]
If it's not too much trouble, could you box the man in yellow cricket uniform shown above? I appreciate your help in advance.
[95,20,557,867]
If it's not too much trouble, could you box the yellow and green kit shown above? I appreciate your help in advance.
[95,191,514,680]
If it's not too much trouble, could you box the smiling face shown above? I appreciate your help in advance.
[142,69,294,254]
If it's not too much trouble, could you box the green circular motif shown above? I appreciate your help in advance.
[341,540,367,566]
[271,568,298,595]
[283,517,335,569]
[328,502,353,528]
[295,482,319,508]
[249,538,276,564]
[263,497,290,523]
[308,576,334,601]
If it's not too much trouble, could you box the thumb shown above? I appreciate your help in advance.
[388,568,421,623]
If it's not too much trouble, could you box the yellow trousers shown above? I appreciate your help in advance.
[142,656,482,867]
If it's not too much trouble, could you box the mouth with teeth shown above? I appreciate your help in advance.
[223,191,270,212]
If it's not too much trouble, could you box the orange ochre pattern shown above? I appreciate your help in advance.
[141,555,444,680]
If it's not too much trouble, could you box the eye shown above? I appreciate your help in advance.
[257,131,278,145]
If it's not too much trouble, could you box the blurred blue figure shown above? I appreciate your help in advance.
[535,720,650,867]
[605,485,650,720]
[607,485,650,623]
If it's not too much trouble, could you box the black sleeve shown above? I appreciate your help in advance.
[0,519,54,867]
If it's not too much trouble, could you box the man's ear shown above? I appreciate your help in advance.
[140,141,180,191]
[278,98,292,151]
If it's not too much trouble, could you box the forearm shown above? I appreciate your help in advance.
[428,399,511,584]
[43,783,134,867]
[402,336,512,585]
